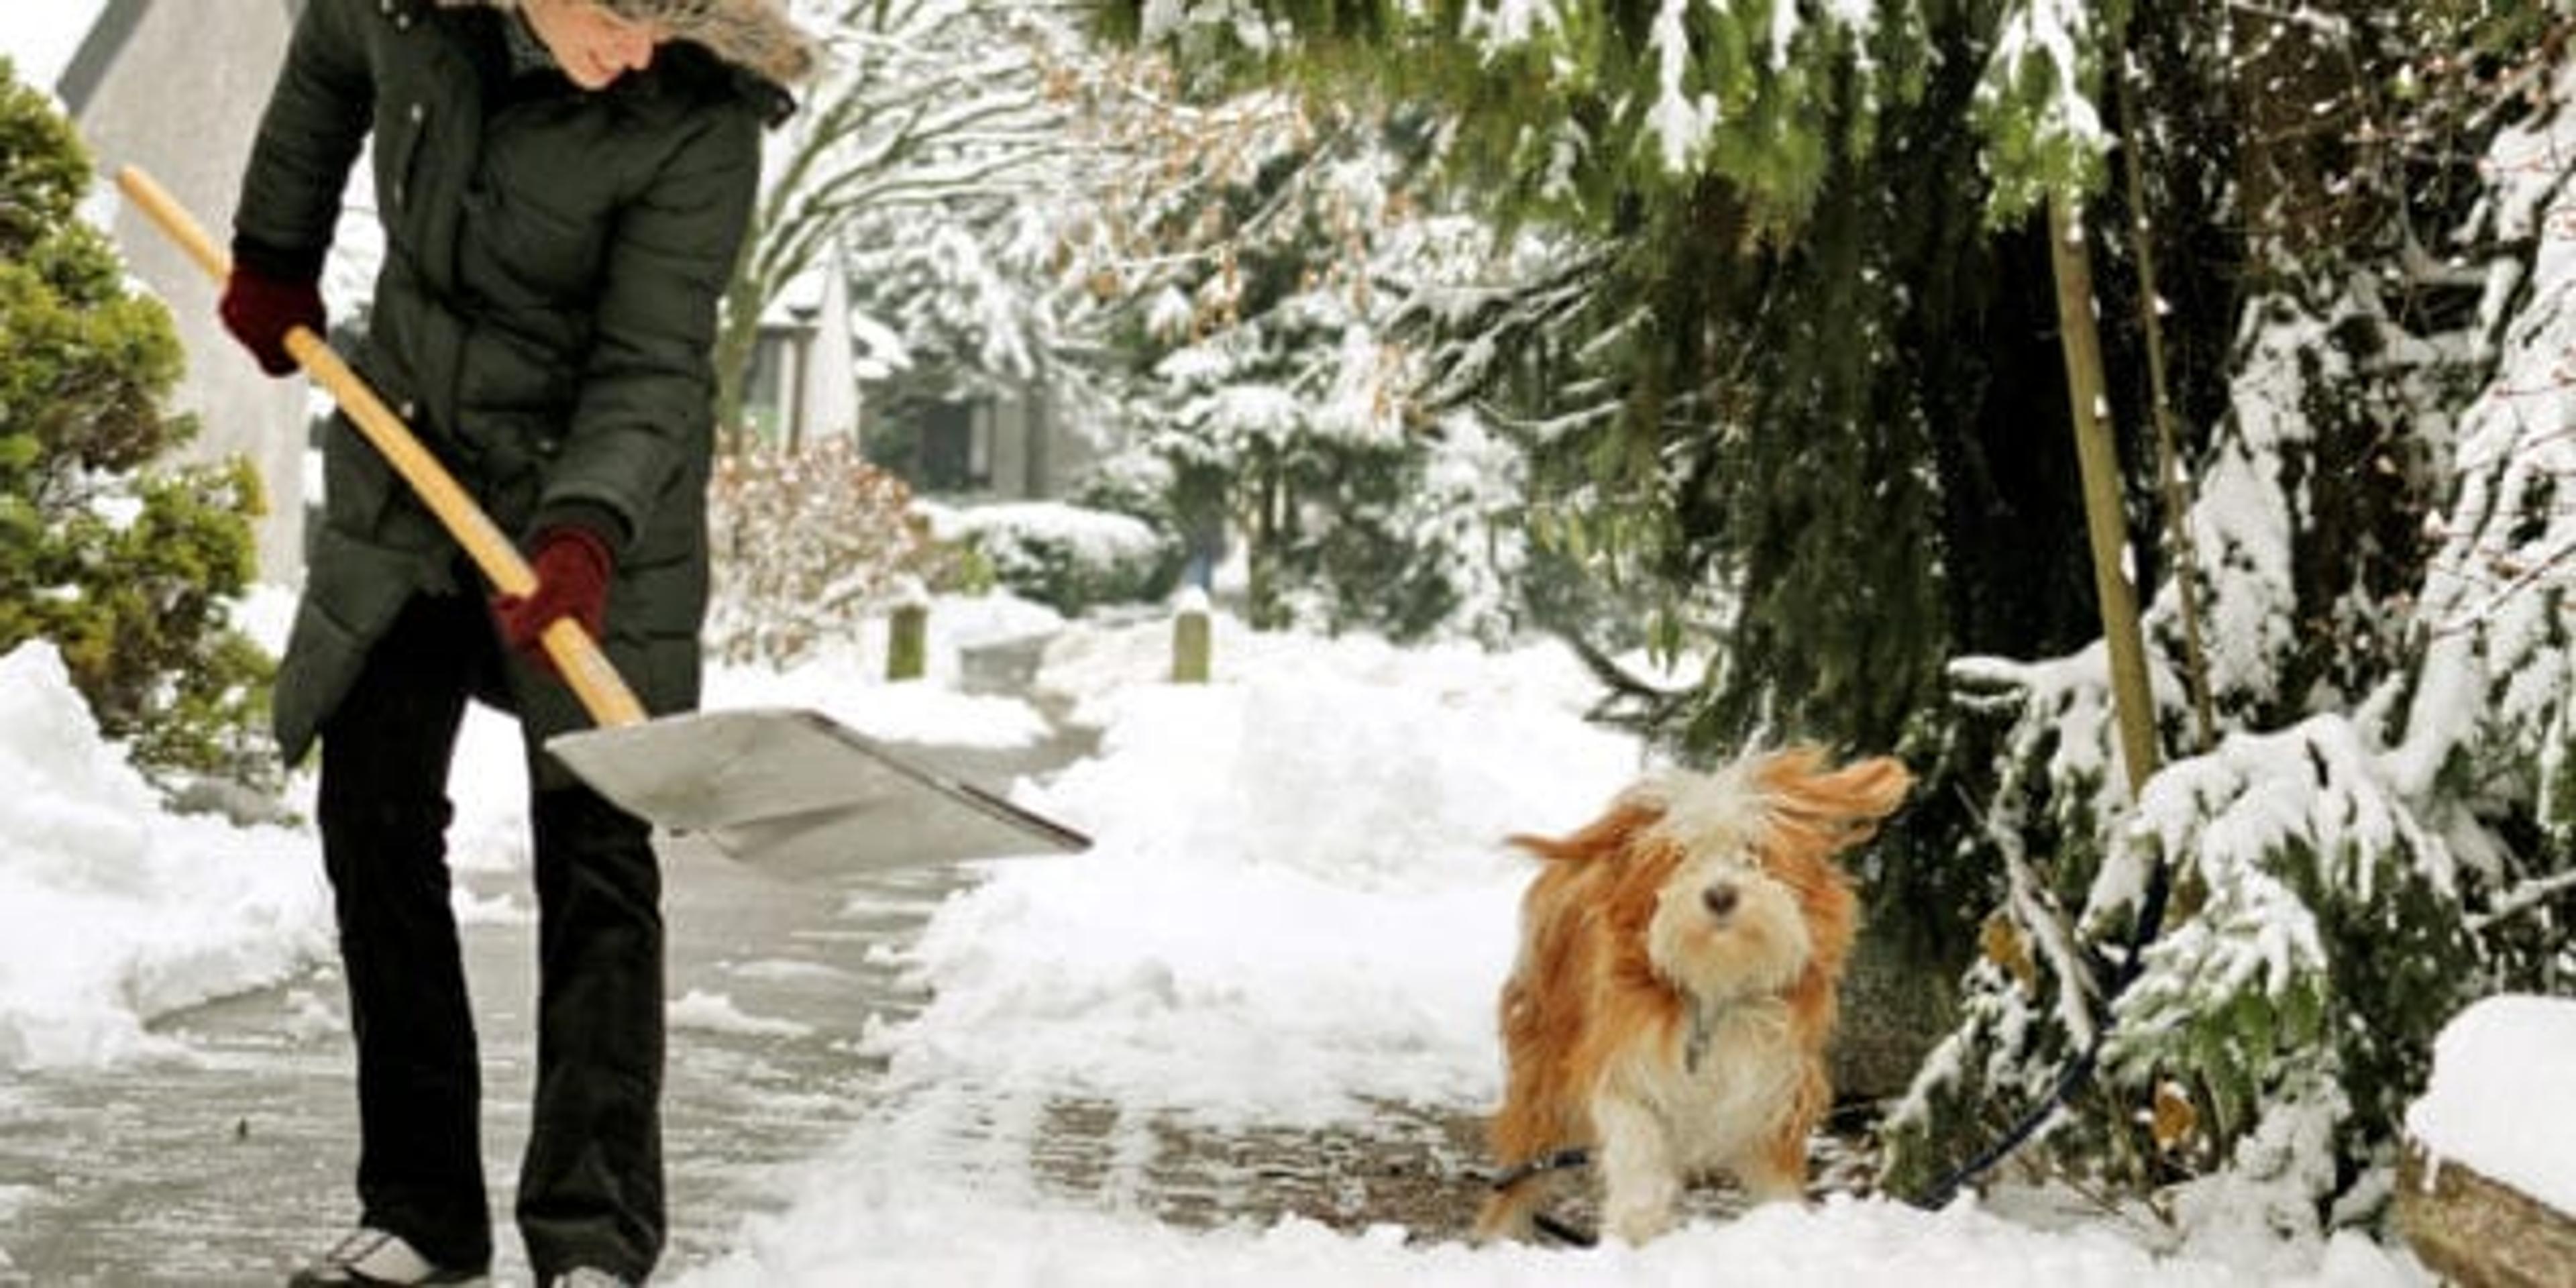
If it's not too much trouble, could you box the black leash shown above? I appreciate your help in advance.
[1485,1147,1599,1246]
[1907,847,2175,1209]
[1909,1033,2108,1209]
[1533,1209,1599,1248]
[1487,1146,1592,1190]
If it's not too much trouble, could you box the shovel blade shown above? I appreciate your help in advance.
[546,707,1089,871]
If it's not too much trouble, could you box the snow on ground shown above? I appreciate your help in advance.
[0,590,2469,1284]
[691,1178,2417,1288]
[700,588,1063,749]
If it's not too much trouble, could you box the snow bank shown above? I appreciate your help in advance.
[0,643,328,1069]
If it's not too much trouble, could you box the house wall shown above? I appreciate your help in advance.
[66,1,309,581]
[986,394,1033,496]
[979,384,1098,500]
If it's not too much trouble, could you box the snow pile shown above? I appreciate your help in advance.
[2406,994,2576,1214]
[867,614,1647,1125]
[0,643,328,1069]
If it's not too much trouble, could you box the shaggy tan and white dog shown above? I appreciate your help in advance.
[1474,747,1912,1245]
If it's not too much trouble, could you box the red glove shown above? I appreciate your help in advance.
[492,525,616,675]
[217,266,325,377]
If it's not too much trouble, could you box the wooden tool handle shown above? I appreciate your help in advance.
[117,165,647,728]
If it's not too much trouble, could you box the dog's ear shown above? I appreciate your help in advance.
[1508,799,1664,865]
[1757,747,1913,848]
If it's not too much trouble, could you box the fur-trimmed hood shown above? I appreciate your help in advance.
[436,0,817,85]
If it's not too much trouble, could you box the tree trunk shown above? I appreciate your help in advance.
[2046,191,2160,794]
[712,299,759,456]
[2117,60,2216,754]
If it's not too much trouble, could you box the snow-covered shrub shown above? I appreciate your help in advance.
[928,500,1179,616]
[1069,450,1180,533]
[1886,59,2576,1230]
[1887,660,2491,1227]
[704,441,955,665]
[2118,722,2471,1191]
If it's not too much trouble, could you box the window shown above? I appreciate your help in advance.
[741,331,790,443]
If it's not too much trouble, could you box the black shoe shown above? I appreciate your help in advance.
[286,1228,484,1286]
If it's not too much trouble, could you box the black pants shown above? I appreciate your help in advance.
[315,590,665,1281]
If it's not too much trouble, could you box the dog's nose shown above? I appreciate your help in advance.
[1703,882,1739,918]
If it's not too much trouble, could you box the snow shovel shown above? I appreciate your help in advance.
[117,166,1090,869]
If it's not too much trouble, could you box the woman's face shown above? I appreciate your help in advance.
[522,0,667,89]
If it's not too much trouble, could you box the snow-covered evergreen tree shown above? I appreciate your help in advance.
[1053,54,1540,640]
[1885,3,2576,1234]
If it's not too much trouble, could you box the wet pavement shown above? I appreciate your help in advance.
[0,788,969,1285]
[0,639,1090,1285]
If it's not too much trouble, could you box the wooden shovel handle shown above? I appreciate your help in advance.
[116,165,647,729]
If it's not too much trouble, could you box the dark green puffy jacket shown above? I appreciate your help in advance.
[234,0,792,769]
